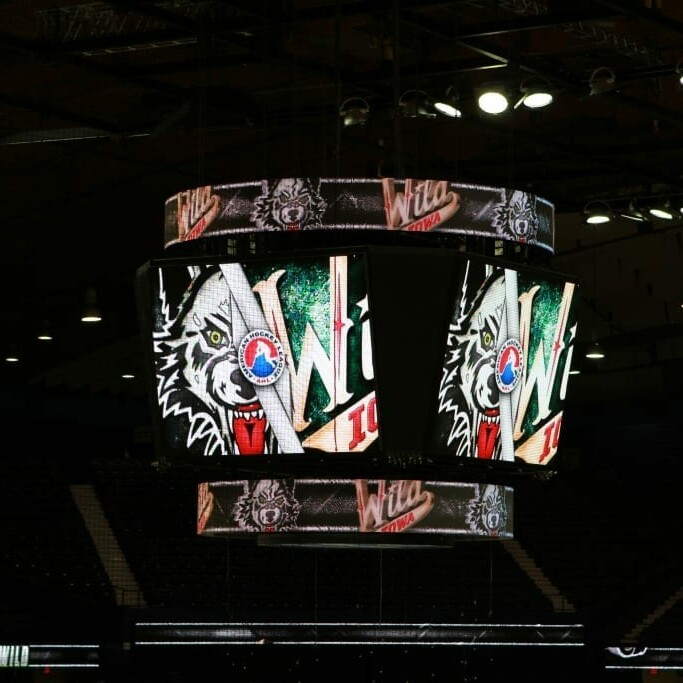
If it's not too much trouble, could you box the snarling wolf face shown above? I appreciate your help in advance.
[154,267,276,456]
[251,177,327,231]
[437,271,506,459]
[233,479,301,532]
[466,484,508,536]
[493,189,539,243]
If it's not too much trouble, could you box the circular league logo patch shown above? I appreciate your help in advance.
[238,330,285,386]
[495,339,523,393]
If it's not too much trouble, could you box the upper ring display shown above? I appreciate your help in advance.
[164,177,555,253]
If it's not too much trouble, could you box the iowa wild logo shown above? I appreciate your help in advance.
[493,189,539,244]
[466,484,508,536]
[151,254,376,457]
[233,479,301,532]
[251,178,327,231]
[435,258,578,467]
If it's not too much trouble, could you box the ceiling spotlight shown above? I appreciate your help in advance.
[37,319,54,341]
[339,97,369,127]
[515,78,554,109]
[583,200,613,225]
[619,200,649,223]
[588,66,616,96]
[434,86,462,118]
[677,60,683,86]
[585,341,605,360]
[477,86,509,114]
[81,287,102,323]
[398,90,437,118]
[648,199,674,220]
[4,344,19,363]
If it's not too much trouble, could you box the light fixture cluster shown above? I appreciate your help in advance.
[340,88,466,124]
[4,287,106,364]
[339,78,554,126]
[340,60,683,128]
[396,88,465,119]
[583,196,683,225]
[478,77,554,115]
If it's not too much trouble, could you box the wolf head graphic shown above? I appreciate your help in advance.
[251,178,327,231]
[233,479,301,532]
[437,268,507,459]
[154,267,278,456]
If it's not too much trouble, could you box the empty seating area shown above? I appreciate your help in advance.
[0,456,115,615]
[90,459,230,608]
[3,447,680,672]
[512,461,683,644]
[87,458,558,625]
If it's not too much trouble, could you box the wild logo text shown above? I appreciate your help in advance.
[356,480,435,532]
[382,178,460,232]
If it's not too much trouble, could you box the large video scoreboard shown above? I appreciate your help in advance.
[136,178,579,542]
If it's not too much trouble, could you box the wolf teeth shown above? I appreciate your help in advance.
[226,407,270,455]
[228,407,265,422]
[475,412,500,437]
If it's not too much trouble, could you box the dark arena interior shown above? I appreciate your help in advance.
[2,1,683,681]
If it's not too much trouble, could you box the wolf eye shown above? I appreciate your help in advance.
[203,325,228,348]
[481,330,494,349]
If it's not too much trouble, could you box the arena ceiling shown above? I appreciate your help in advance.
[0,0,679,409]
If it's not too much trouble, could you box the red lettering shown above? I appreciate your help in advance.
[539,415,562,463]
[540,422,553,462]
[378,510,415,533]
[406,210,441,232]
[348,396,377,450]
[367,396,377,433]
[348,404,365,450]
[185,215,207,241]
[552,415,562,450]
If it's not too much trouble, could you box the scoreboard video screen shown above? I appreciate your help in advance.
[138,251,375,459]
[430,258,578,467]
[136,246,579,477]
